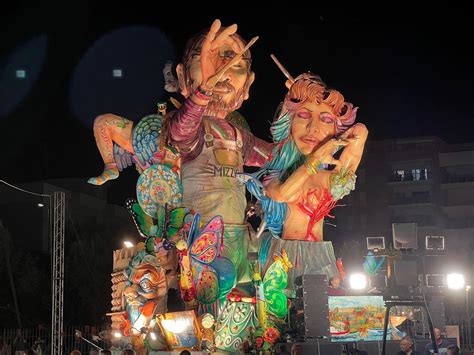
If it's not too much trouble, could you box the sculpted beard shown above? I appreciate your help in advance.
[206,81,246,116]
[185,77,248,116]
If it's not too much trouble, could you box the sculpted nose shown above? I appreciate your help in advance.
[306,117,319,132]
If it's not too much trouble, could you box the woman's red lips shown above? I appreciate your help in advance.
[300,136,319,145]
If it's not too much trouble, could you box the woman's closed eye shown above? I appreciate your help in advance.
[297,111,312,119]
[320,113,335,123]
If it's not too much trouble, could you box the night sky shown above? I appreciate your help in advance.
[1,5,473,203]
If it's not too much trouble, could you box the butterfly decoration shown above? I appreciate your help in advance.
[126,198,191,253]
[176,214,236,308]
[255,249,292,322]
[362,251,385,276]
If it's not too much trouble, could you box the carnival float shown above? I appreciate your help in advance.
[90,19,368,353]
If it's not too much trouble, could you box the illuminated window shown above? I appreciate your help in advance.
[15,69,26,79]
[112,69,123,78]
[412,169,421,180]
[412,168,428,181]
[395,170,405,181]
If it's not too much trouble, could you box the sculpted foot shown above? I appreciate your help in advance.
[87,164,119,185]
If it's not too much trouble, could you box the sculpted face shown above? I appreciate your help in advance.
[291,100,337,155]
[123,252,167,334]
[177,31,255,118]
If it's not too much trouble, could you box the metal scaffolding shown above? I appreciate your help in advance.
[51,191,65,355]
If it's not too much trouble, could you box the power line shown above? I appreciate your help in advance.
[0,179,52,197]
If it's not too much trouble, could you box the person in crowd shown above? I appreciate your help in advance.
[328,275,346,296]
[424,328,452,355]
[397,336,421,355]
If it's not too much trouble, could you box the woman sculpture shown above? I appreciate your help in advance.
[246,71,367,242]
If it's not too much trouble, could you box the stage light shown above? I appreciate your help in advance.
[149,332,157,341]
[112,331,122,338]
[124,241,134,248]
[447,273,465,290]
[467,285,471,291]
[425,274,446,288]
[350,273,367,290]
[425,236,444,250]
[37,203,44,207]
[367,236,385,251]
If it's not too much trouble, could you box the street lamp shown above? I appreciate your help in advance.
[466,285,471,348]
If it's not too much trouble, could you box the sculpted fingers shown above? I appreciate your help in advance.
[212,23,238,51]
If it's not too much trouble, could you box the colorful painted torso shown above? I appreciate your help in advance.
[170,99,272,225]
[181,117,246,224]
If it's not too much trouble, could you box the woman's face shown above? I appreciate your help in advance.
[291,101,337,155]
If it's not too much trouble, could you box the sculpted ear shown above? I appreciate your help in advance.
[243,71,255,101]
[176,63,190,98]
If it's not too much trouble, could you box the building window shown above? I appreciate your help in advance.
[412,169,421,180]
[422,168,428,180]
[112,69,123,78]
[395,170,405,181]
[412,168,429,181]
[15,69,26,79]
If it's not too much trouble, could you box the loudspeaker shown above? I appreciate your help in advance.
[394,256,419,287]
[422,255,447,275]
[294,274,330,339]
[369,274,388,289]
[427,295,446,331]
[422,255,448,289]
[392,222,417,249]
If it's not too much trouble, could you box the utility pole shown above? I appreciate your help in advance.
[466,285,471,348]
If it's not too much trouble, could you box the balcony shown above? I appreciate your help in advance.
[388,172,431,183]
[441,174,474,184]
[389,195,433,206]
